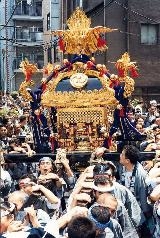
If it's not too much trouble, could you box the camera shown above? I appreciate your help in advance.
[16,135,26,144]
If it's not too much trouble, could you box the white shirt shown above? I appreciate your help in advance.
[124,171,132,189]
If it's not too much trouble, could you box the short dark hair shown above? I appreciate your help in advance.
[123,145,140,164]
[91,205,110,224]
[94,175,110,186]
[93,163,116,177]
[19,173,37,184]
[67,216,96,238]
[19,115,27,123]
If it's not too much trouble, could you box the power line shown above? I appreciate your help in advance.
[0,35,58,50]
[88,0,115,19]
[114,1,159,24]
[0,3,20,32]
[90,0,159,24]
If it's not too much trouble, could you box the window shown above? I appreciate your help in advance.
[73,0,82,8]
[52,0,59,3]
[141,23,158,45]
[47,13,50,30]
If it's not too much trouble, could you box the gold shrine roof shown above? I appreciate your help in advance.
[41,69,118,108]
[52,8,117,55]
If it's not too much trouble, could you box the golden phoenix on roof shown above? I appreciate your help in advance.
[52,8,117,55]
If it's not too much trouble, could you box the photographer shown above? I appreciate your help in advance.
[53,149,76,211]
[8,190,50,228]
[55,149,76,190]
[37,157,62,195]
[8,136,35,156]
[18,174,60,218]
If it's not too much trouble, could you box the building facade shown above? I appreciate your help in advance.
[13,0,44,90]
[0,0,160,103]
[80,0,160,102]
[42,0,62,66]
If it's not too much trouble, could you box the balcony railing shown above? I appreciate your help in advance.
[14,26,43,43]
[14,3,42,17]
[15,32,43,42]
[13,56,44,70]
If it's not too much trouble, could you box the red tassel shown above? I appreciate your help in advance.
[130,66,139,78]
[99,68,108,77]
[43,68,48,75]
[119,108,125,117]
[87,61,94,69]
[109,80,119,88]
[99,69,105,77]
[58,38,65,51]
[65,62,72,71]
[108,136,112,147]
[36,114,40,121]
[118,68,125,77]
[54,70,59,78]
[25,70,32,82]
[42,83,47,92]
[97,37,106,48]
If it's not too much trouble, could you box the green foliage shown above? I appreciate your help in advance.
[10,91,19,99]
[0,108,9,117]
[130,98,140,107]
[0,107,19,118]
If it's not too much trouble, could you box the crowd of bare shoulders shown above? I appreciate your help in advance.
[0,92,160,238]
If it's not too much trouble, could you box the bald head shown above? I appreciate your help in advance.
[97,193,118,213]
[8,191,28,211]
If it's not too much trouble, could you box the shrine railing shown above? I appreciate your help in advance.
[4,151,156,163]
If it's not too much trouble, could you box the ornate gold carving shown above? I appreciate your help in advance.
[123,76,135,98]
[19,58,38,81]
[116,52,137,98]
[42,87,117,109]
[41,64,117,109]
[19,59,38,100]
[19,80,34,101]
[52,8,117,55]
[57,107,106,124]
[116,52,137,75]
[43,63,54,75]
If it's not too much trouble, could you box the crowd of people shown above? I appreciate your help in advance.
[0,92,160,238]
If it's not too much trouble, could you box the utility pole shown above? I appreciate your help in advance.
[4,0,10,93]
[2,49,5,93]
